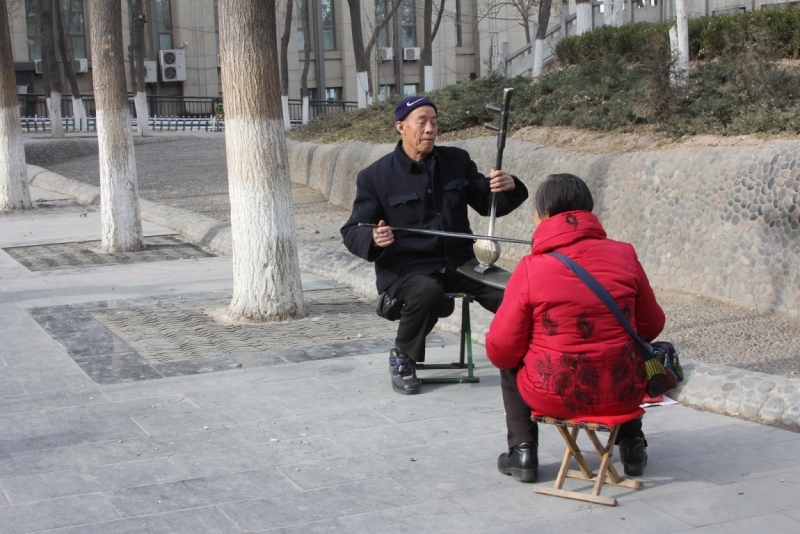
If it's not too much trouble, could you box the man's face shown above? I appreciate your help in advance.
[396,105,438,158]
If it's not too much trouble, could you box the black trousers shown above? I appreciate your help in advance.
[500,368,645,449]
[393,269,504,363]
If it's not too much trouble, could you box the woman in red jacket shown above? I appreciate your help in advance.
[486,174,665,483]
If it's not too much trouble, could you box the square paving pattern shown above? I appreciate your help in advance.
[3,234,216,272]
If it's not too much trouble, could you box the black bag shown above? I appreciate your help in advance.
[376,291,403,321]
[548,252,683,398]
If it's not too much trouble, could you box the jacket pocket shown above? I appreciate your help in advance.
[443,178,469,209]
[388,191,422,225]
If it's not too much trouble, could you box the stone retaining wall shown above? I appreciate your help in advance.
[287,138,800,318]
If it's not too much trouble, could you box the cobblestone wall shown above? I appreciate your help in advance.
[287,138,800,318]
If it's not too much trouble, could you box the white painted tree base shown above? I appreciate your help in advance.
[96,108,144,252]
[532,39,544,77]
[72,98,88,131]
[49,91,64,138]
[302,96,309,124]
[281,95,291,130]
[134,92,150,137]
[225,116,305,322]
[576,2,592,35]
[0,106,32,210]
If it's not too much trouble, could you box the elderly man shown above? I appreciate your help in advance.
[341,96,529,395]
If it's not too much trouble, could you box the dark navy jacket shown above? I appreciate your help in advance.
[341,141,529,296]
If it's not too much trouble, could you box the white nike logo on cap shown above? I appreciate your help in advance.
[406,98,424,107]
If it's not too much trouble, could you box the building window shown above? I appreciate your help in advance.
[307,88,318,99]
[25,0,87,61]
[156,0,173,50]
[403,83,418,96]
[454,0,462,47]
[325,87,341,100]
[400,0,416,47]
[25,0,40,61]
[62,0,87,58]
[297,0,309,52]
[378,85,394,101]
[321,0,336,51]
[375,0,388,48]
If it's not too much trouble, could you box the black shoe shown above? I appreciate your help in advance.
[497,442,538,482]
[618,437,648,476]
[389,348,420,395]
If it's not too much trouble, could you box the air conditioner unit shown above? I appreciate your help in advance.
[73,58,89,73]
[403,47,421,61]
[159,49,186,82]
[378,47,393,61]
[143,60,157,83]
[217,54,221,68]
[34,59,43,74]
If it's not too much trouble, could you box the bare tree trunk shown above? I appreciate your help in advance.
[54,0,86,130]
[219,0,305,322]
[0,0,32,210]
[419,0,432,91]
[576,0,591,35]
[346,0,370,107]
[90,0,144,252]
[39,0,64,137]
[280,0,293,128]
[604,0,623,27]
[131,0,150,136]
[299,0,311,123]
[532,0,552,77]
[674,0,689,85]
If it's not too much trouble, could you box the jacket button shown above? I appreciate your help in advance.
[427,188,432,193]
[436,212,442,217]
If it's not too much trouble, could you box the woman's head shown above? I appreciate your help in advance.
[534,174,594,220]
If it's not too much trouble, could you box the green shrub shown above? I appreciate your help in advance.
[556,22,671,65]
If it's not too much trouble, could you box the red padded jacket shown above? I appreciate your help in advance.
[486,211,665,418]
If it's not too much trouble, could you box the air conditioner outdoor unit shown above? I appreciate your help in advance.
[378,47,393,61]
[34,59,43,74]
[217,54,221,68]
[403,47,421,61]
[73,58,89,73]
[143,60,157,83]
[159,49,186,82]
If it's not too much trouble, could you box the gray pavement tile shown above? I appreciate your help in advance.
[473,500,692,534]
[339,498,486,534]
[783,507,800,521]
[0,386,107,416]
[325,422,430,456]
[0,494,119,534]
[15,372,91,394]
[105,468,293,518]
[0,456,187,504]
[70,427,248,468]
[0,446,82,478]
[231,406,393,445]
[252,518,353,533]
[0,410,51,434]
[0,305,40,332]
[448,486,553,529]
[151,351,289,378]
[0,488,8,506]
[275,443,438,490]
[0,372,26,397]
[168,436,349,479]
[219,477,424,531]
[686,512,800,533]
[185,377,339,409]
[642,470,800,527]
[36,506,243,534]
[72,352,164,384]
[389,459,515,501]
[129,400,294,435]
[0,424,148,456]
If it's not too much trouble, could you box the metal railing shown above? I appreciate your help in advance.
[20,115,226,133]
[18,94,358,127]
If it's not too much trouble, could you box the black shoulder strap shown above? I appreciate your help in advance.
[547,252,654,362]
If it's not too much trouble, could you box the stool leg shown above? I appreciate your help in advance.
[463,299,476,381]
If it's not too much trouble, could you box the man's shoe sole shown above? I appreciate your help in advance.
[499,466,537,483]
[391,383,419,395]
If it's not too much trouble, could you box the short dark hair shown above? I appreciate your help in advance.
[534,174,594,218]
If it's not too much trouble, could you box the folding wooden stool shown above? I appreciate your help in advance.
[416,293,479,384]
[532,409,645,506]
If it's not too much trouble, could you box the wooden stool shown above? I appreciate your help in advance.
[416,293,479,384]
[532,409,645,506]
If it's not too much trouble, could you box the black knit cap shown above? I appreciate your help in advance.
[394,96,437,122]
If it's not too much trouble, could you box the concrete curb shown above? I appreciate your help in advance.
[24,164,800,431]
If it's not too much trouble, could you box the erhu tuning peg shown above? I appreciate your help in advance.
[484,122,500,132]
[486,104,501,113]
